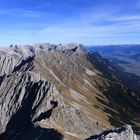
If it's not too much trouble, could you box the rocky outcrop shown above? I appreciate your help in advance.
[86,125,137,140]
[0,43,140,140]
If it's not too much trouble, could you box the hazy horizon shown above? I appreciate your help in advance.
[1,42,140,48]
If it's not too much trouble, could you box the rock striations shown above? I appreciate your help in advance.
[0,43,140,140]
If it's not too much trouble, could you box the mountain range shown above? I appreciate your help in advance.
[0,43,140,140]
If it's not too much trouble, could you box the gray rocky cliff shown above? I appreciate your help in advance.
[86,125,138,140]
[0,43,139,140]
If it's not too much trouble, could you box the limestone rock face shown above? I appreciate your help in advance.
[86,125,137,140]
[0,43,140,140]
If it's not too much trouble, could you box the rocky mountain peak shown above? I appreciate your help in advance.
[7,43,85,56]
[0,43,140,140]
[0,43,86,76]
[86,125,138,140]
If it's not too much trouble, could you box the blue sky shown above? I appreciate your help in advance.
[0,0,140,45]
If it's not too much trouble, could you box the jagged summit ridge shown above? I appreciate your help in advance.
[0,43,85,76]
[86,125,138,140]
[0,43,140,140]
[0,43,84,57]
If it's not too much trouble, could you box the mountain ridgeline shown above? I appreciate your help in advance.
[0,43,140,140]
[86,45,140,93]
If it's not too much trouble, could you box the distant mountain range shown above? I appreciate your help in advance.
[87,45,140,59]
[86,45,140,93]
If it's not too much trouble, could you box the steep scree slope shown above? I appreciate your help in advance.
[0,43,140,140]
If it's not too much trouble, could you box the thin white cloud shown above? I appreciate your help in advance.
[0,1,140,45]
[0,8,44,17]
[39,7,140,40]
[112,15,140,21]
